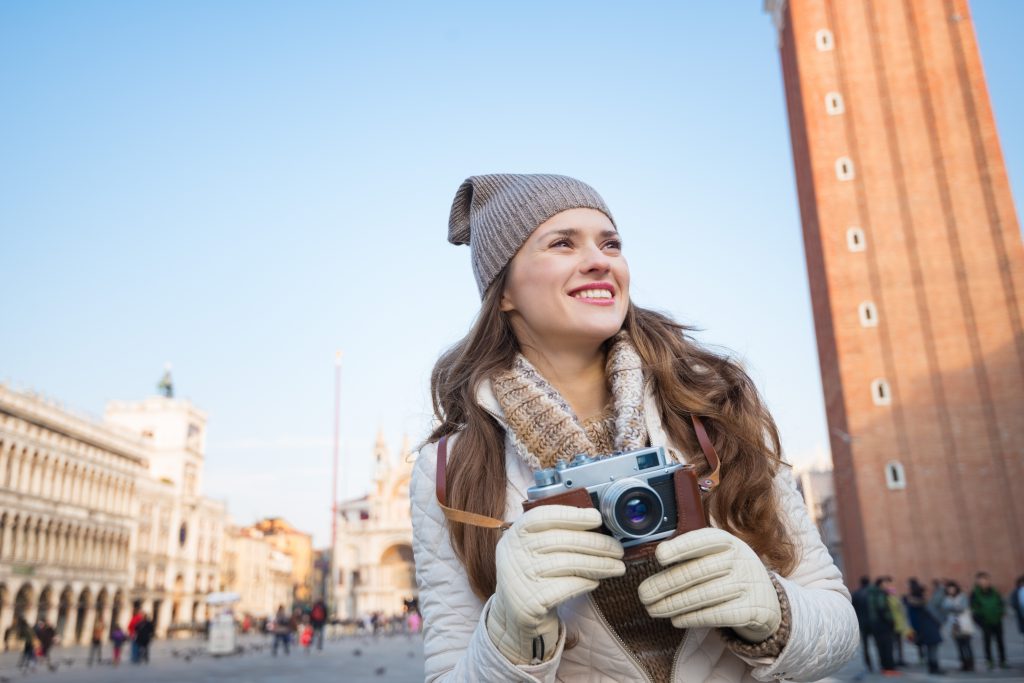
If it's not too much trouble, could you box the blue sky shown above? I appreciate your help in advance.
[2,1,1021,546]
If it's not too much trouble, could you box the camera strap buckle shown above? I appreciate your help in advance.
[690,415,721,492]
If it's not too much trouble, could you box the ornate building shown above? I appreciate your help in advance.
[0,384,142,646]
[767,0,1024,588]
[0,382,228,643]
[221,525,293,620]
[795,466,843,573]
[105,396,227,638]
[246,517,313,605]
[333,432,414,620]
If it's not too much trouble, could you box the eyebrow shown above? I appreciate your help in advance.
[540,228,620,240]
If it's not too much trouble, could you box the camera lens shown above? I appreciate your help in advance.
[600,478,665,539]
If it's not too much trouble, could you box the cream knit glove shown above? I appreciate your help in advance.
[638,528,781,642]
[487,505,625,664]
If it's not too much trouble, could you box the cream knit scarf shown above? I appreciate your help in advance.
[492,331,648,470]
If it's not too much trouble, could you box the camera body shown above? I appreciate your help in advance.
[525,446,685,549]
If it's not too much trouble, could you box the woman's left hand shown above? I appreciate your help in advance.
[638,528,781,642]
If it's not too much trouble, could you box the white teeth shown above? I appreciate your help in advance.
[572,289,612,299]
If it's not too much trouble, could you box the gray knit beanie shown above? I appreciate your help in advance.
[448,173,616,297]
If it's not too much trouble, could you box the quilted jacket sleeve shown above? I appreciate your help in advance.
[410,439,566,682]
[729,470,859,682]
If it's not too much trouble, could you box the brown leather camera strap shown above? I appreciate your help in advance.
[435,415,721,530]
[435,435,512,530]
[690,414,721,492]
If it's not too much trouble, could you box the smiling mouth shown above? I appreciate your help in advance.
[569,288,616,305]
[571,289,613,300]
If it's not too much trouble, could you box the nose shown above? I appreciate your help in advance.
[579,242,611,274]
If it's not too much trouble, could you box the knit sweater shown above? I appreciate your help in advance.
[584,412,684,682]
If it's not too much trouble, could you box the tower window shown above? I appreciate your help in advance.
[825,91,845,115]
[885,460,907,490]
[835,157,855,181]
[815,29,835,51]
[871,379,892,406]
[858,301,879,327]
[846,227,866,252]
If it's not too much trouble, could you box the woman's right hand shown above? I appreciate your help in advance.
[486,505,625,664]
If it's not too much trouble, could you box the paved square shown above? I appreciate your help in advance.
[0,632,426,682]
[0,617,1020,682]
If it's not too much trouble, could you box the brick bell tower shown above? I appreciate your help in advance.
[766,0,1024,589]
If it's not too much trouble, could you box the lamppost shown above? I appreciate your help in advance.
[329,350,342,619]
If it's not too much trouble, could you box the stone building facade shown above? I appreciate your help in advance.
[105,396,226,638]
[221,525,293,620]
[246,517,313,605]
[0,384,228,643]
[0,384,143,646]
[333,433,414,620]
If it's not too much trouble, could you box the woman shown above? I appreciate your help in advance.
[411,174,859,682]
[903,580,943,674]
[942,581,975,672]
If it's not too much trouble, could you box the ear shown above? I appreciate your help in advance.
[499,289,515,313]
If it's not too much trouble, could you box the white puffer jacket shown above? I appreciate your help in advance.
[410,380,858,682]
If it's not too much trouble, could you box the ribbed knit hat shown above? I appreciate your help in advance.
[448,173,616,297]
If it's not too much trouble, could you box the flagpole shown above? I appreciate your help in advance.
[330,350,342,619]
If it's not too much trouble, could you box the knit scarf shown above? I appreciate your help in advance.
[491,331,648,470]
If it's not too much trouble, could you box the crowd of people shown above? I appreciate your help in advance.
[9,608,157,672]
[266,599,329,656]
[852,571,1023,676]
[262,601,422,656]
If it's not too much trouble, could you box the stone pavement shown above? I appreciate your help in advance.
[0,616,1019,682]
[0,632,426,682]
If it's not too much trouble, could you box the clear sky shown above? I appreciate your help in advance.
[2,2,1021,547]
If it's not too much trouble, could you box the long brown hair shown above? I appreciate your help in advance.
[428,268,797,600]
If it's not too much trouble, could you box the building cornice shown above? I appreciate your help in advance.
[0,384,149,467]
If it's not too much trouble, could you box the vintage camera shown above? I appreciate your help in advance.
[525,446,686,549]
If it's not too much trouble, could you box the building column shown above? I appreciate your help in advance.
[79,604,96,647]
[156,599,172,639]
[0,520,11,561]
[0,601,14,647]
[64,604,80,646]
[46,601,58,627]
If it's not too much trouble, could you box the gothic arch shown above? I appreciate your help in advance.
[75,587,92,644]
[379,543,415,591]
[37,585,53,623]
[13,583,35,621]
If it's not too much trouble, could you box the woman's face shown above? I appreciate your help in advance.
[500,208,629,352]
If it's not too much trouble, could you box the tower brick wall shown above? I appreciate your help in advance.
[773,0,1024,590]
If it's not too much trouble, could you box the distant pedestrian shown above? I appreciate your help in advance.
[407,610,421,635]
[904,581,944,674]
[869,576,899,674]
[271,605,291,656]
[291,607,302,645]
[88,617,105,666]
[942,581,975,672]
[127,608,144,663]
[110,625,127,666]
[34,619,55,668]
[300,619,313,653]
[851,576,877,672]
[971,571,1008,670]
[310,600,327,650]
[1011,575,1024,640]
[134,613,154,664]
[15,617,36,672]
[885,582,910,667]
